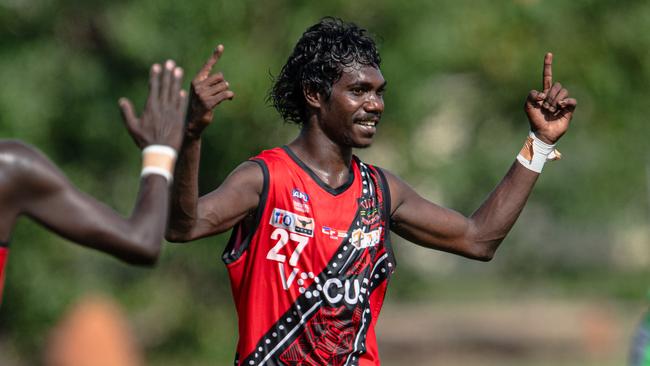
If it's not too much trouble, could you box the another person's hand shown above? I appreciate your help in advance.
[119,60,188,151]
[186,44,235,139]
[524,53,577,144]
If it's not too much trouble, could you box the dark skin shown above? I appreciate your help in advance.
[166,50,576,263]
[0,60,188,266]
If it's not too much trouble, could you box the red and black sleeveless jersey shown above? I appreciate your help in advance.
[223,146,395,366]
[0,241,8,304]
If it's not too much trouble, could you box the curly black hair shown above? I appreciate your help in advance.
[269,17,381,125]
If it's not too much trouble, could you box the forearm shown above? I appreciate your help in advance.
[65,176,170,265]
[121,175,171,264]
[22,173,171,266]
[466,161,539,257]
[72,176,171,266]
[167,136,202,240]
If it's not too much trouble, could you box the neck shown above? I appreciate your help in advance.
[287,121,353,189]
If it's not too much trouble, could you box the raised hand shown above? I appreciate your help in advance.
[524,53,577,144]
[186,44,235,139]
[119,60,188,151]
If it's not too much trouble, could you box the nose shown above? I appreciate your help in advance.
[364,93,384,114]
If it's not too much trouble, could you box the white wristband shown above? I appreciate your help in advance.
[142,145,177,160]
[141,144,177,184]
[516,131,561,173]
[141,166,173,183]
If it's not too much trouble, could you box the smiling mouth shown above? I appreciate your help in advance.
[355,120,378,127]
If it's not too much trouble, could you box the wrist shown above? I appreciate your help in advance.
[531,131,555,144]
[141,144,177,183]
[184,117,207,141]
[516,131,561,173]
[184,129,203,141]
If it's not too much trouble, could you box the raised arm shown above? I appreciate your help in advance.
[7,60,188,265]
[388,53,577,261]
[166,44,243,242]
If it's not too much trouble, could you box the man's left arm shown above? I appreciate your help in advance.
[387,53,577,261]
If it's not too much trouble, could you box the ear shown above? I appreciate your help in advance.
[303,86,322,109]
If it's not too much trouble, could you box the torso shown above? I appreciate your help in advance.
[224,146,395,366]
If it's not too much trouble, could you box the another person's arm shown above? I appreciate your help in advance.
[12,61,187,265]
[387,53,577,261]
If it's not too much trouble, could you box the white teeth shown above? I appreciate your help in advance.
[357,120,376,127]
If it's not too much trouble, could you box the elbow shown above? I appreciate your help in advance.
[165,228,192,243]
[125,243,161,267]
[129,253,159,267]
[473,250,495,262]
[165,219,195,243]
[121,232,163,266]
[465,239,503,262]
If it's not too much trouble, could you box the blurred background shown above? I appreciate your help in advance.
[1,0,649,365]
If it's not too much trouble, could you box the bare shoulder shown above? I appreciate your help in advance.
[192,159,266,236]
[373,167,413,211]
[0,139,43,168]
[0,139,66,194]
[221,160,266,195]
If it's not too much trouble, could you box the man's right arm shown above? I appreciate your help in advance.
[167,159,264,242]
[166,44,241,242]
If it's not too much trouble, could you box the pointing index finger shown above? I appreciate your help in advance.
[543,52,553,92]
[197,44,224,80]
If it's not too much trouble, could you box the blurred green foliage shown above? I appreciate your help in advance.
[1,0,649,364]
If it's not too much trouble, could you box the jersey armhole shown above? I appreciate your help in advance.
[222,159,270,264]
[374,167,392,228]
[374,167,396,270]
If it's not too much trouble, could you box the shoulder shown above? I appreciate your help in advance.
[0,139,43,167]
[251,146,290,167]
[0,140,60,181]
[362,165,414,216]
[353,159,403,192]
[251,146,285,160]
[223,160,266,195]
[0,140,67,211]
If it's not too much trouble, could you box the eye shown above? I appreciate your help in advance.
[350,87,365,96]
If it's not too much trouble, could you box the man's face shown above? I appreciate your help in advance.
[318,65,386,148]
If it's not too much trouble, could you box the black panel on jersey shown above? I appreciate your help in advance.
[0,241,8,248]
[282,145,355,196]
[373,166,396,270]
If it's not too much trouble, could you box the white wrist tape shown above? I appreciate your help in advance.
[141,166,173,182]
[141,144,177,183]
[142,145,177,160]
[516,131,561,173]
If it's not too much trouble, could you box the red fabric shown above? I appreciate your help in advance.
[0,247,8,305]
[225,147,394,366]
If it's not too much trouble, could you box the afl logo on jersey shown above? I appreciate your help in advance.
[291,189,311,214]
[270,208,314,237]
[291,188,309,203]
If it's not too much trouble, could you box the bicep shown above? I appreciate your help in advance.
[19,155,137,247]
[187,161,264,239]
[385,170,476,256]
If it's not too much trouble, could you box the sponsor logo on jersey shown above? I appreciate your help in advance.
[292,201,311,214]
[349,227,382,250]
[322,278,363,306]
[359,198,380,225]
[291,189,311,213]
[321,226,348,240]
[270,208,314,237]
[292,188,309,203]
